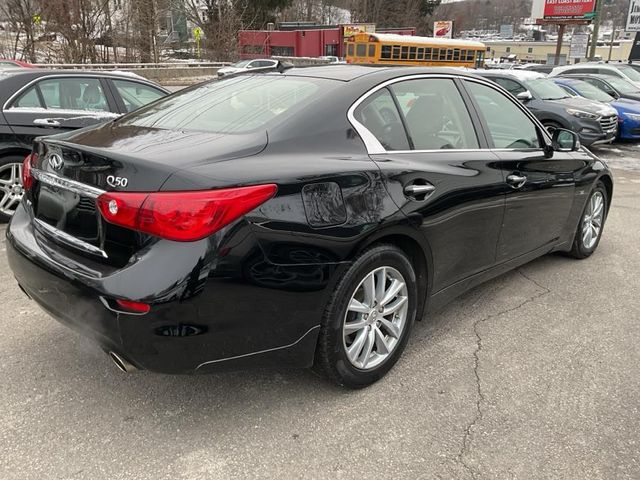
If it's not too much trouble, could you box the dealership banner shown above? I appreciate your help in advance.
[626,0,640,32]
[434,21,453,39]
[543,0,595,20]
[342,24,375,39]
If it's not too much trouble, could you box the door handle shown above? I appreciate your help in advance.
[506,174,527,189]
[33,118,61,127]
[404,183,435,198]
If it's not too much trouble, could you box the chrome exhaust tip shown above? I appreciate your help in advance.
[108,351,137,373]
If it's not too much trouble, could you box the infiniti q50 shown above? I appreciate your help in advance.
[6,66,612,388]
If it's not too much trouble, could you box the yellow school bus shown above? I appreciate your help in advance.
[345,33,486,68]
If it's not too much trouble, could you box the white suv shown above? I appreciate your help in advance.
[550,62,640,88]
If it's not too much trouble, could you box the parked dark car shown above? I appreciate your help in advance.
[6,66,612,388]
[0,69,169,221]
[552,76,640,140]
[476,70,618,147]
[557,73,640,103]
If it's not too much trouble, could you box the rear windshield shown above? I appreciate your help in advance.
[617,65,640,82]
[119,75,335,133]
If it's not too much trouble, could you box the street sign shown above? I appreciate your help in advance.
[570,33,589,58]
[626,0,640,32]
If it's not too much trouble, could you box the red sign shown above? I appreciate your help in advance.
[543,0,595,19]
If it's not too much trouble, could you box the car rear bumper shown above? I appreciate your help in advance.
[6,202,343,373]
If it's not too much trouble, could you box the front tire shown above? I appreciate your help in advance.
[568,182,608,259]
[0,155,26,223]
[315,244,418,388]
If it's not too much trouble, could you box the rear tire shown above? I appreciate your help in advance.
[0,155,26,223]
[568,182,608,259]
[542,120,563,134]
[315,244,418,388]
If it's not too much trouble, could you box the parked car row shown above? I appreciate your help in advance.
[473,62,640,149]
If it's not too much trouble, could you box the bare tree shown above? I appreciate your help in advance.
[0,0,39,62]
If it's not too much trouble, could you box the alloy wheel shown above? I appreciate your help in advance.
[582,191,604,250]
[343,266,409,370]
[0,162,23,217]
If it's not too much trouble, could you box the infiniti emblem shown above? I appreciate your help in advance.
[48,154,63,171]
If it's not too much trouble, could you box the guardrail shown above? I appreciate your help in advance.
[33,62,231,69]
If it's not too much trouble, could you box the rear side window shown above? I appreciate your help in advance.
[13,87,42,108]
[391,78,479,150]
[113,79,165,113]
[466,81,541,149]
[353,89,410,151]
[120,75,334,134]
[38,78,110,112]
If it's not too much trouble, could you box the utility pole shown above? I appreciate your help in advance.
[588,0,602,60]
[608,22,615,61]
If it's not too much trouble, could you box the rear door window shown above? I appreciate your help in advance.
[390,78,479,150]
[38,78,110,112]
[12,86,42,108]
[353,89,410,151]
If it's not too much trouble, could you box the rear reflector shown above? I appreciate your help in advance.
[115,299,151,314]
[96,184,277,242]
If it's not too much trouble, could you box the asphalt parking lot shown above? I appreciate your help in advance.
[1,145,639,480]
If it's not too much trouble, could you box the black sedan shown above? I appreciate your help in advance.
[6,66,612,388]
[0,69,168,221]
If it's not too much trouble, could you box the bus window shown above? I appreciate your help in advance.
[453,49,460,61]
[446,49,453,61]
[409,47,417,60]
[439,50,446,61]
[356,44,366,57]
[381,45,392,59]
[424,48,432,60]
[368,44,375,57]
[348,43,354,56]
[401,46,409,59]
[393,46,401,59]
[432,48,439,60]
[417,48,424,60]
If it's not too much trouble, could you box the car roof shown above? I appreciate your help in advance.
[0,68,163,85]
[271,65,490,82]
[475,69,546,81]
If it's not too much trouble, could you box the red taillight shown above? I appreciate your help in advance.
[96,184,277,242]
[22,153,36,191]
[115,299,151,314]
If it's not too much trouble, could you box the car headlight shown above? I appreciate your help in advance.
[566,108,600,120]
[624,112,640,121]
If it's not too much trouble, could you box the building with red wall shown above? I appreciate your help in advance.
[238,25,416,59]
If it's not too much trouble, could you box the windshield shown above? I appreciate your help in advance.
[617,65,640,82]
[570,80,614,102]
[232,60,252,68]
[605,75,640,94]
[527,78,570,100]
[119,75,335,134]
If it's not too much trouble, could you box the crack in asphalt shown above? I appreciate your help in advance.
[456,269,551,479]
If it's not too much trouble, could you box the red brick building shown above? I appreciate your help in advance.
[238,24,416,59]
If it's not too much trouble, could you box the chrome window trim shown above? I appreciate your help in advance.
[32,168,106,199]
[34,218,108,258]
[347,72,552,155]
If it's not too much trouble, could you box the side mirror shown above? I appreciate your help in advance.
[552,128,580,152]
[516,90,533,102]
